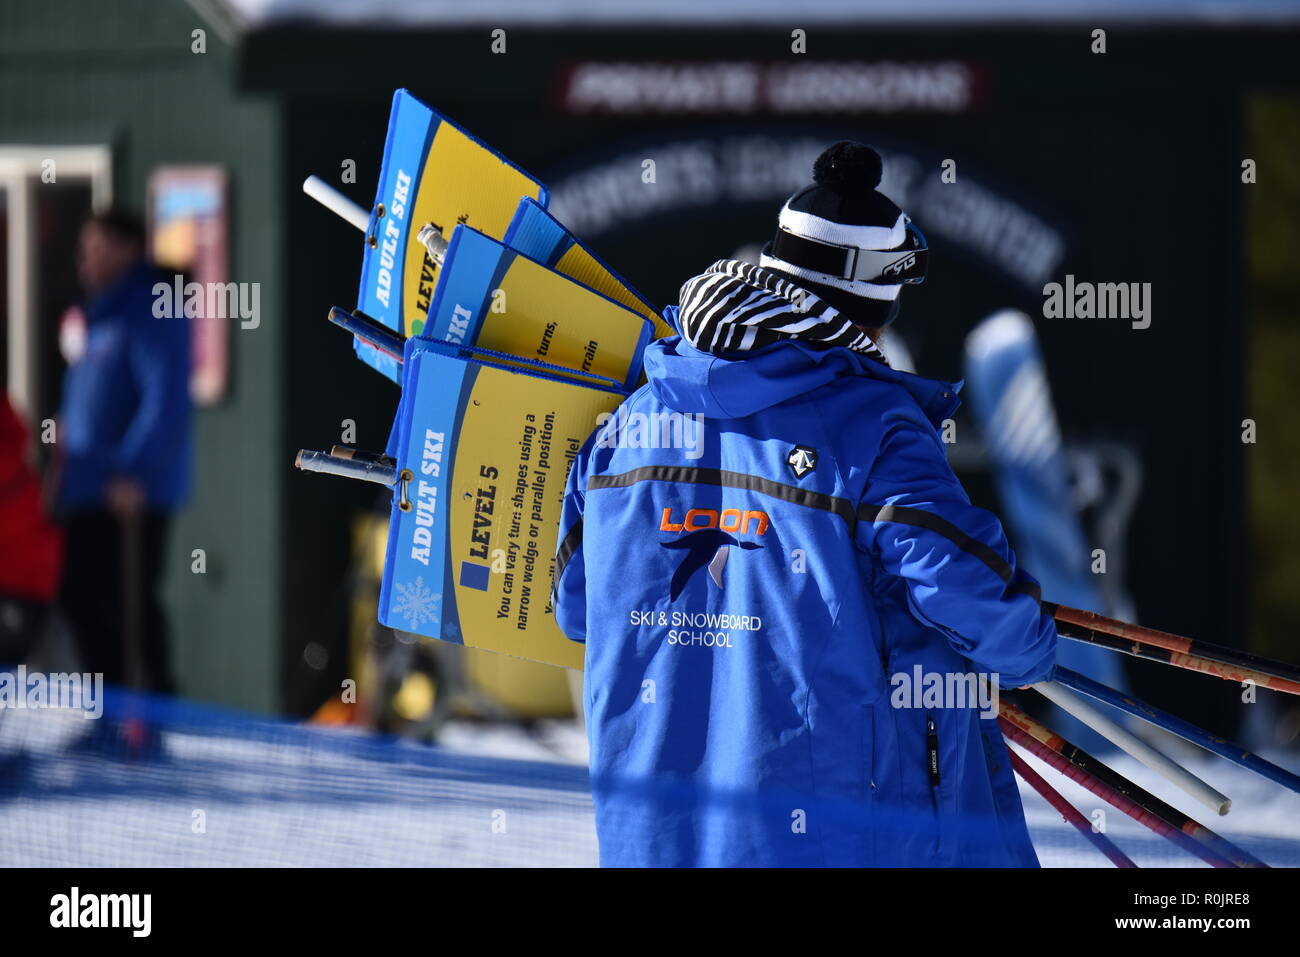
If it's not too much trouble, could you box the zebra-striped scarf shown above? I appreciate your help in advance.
[675,259,888,363]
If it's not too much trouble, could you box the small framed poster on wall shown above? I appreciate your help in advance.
[147,165,229,405]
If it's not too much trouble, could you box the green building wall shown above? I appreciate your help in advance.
[0,0,284,712]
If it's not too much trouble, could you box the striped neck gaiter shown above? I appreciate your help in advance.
[675,259,888,364]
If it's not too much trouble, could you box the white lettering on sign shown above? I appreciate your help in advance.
[410,429,445,566]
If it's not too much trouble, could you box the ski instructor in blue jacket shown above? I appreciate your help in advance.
[57,208,191,694]
[553,143,1057,867]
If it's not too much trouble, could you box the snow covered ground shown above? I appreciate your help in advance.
[439,715,1300,867]
[0,706,1296,867]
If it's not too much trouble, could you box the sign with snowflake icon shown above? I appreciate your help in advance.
[391,576,441,630]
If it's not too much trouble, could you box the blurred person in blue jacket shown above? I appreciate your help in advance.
[553,144,1057,866]
[56,208,191,693]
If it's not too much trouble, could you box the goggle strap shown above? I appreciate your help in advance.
[769,224,927,284]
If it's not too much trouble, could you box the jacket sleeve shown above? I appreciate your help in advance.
[552,431,594,644]
[114,315,190,482]
[854,403,1057,687]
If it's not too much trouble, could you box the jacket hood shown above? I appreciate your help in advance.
[643,332,962,427]
[85,258,159,325]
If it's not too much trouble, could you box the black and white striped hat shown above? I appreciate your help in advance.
[760,141,926,328]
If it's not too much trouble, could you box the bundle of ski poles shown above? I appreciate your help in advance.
[1005,602,1300,868]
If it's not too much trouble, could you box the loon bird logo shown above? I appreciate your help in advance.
[661,529,763,601]
[787,445,818,479]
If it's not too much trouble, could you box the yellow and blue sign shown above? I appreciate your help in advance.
[356,89,549,381]
[378,338,624,669]
[423,224,652,391]
[331,88,676,667]
[503,197,674,341]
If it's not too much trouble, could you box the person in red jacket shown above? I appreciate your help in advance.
[0,397,64,664]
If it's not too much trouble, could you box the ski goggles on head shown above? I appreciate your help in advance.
[769,217,928,285]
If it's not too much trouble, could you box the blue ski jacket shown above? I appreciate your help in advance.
[58,260,192,512]
[554,315,1057,868]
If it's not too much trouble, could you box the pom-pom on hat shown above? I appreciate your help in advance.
[760,141,926,328]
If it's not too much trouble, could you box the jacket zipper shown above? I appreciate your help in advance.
[926,718,940,788]
[926,715,945,862]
